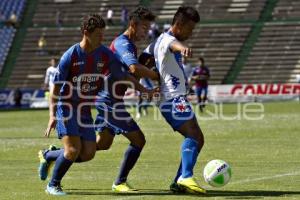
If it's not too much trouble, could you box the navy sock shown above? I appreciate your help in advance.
[174,161,182,182]
[115,144,142,185]
[44,149,64,162]
[49,152,73,187]
[181,138,199,178]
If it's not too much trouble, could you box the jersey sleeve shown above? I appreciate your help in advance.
[44,68,50,84]
[115,38,138,67]
[108,51,129,80]
[161,34,176,55]
[54,52,72,83]
[143,42,155,55]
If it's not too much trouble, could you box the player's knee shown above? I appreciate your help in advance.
[64,147,80,161]
[97,143,111,150]
[96,139,113,150]
[81,151,95,161]
[135,137,146,149]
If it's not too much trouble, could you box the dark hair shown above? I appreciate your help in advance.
[199,57,205,65]
[129,6,155,23]
[81,14,106,34]
[172,6,200,25]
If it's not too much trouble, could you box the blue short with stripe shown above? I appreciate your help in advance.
[95,100,140,135]
[159,96,195,131]
[56,103,96,141]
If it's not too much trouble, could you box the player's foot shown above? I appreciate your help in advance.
[177,177,206,194]
[112,182,138,193]
[38,145,58,180]
[169,181,185,193]
[45,183,66,196]
[199,105,203,113]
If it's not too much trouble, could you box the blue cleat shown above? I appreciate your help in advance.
[45,183,66,196]
[38,145,59,180]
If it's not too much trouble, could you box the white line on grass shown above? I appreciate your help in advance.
[231,171,300,185]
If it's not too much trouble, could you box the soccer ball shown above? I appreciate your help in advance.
[203,159,231,187]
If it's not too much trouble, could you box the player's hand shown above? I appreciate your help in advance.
[45,116,56,137]
[147,87,160,101]
[181,47,192,58]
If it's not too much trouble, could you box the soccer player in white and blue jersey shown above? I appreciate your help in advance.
[144,6,206,194]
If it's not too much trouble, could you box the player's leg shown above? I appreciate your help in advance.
[176,118,205,194]
[76,121,97,162]
[112,129,145,192]
[96,128,115,150]
[46,135,81,195]
[195,87,203,112]
[38,145,63,180]
[160,96,205,194]
[202,87,208,108]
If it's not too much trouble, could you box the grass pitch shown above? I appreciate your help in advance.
[0,101,300,200]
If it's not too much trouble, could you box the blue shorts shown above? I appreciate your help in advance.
[56,104,96,141]
[195,87,208,97]
[159,96,195,131]
[95,101,140,135]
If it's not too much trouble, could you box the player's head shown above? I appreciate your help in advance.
[198,57,205,67]
[49,58,57,67]
[128,6,155,41]
[81,14,106,46]
[171,6,200,41]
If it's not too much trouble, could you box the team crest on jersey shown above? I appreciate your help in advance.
[97,62,104,72]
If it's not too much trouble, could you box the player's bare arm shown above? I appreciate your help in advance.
[45,83,61,137]
[169,41,193,58]
[124,73,160,98]
[128,63,159,80]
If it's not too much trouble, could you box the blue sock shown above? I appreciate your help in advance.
[44,149,64,162]
[181,138,199,178]
[174,161,182,182]
[49,152,73,187]
[115,144,142,185]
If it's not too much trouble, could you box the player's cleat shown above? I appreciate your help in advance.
[38,145,59,180]
[170,181,185,193]
[177,177,206,194]
[112,182,138,193]
[38,150,49,180]
[45,183,66,196]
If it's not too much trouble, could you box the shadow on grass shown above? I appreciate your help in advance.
[67,188,300,198]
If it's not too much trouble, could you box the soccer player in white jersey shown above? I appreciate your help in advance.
[44,58,58,91]
[144,6,206,194]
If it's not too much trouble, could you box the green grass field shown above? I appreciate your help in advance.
[0,101,300,200]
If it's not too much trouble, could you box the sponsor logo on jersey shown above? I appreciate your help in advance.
[73,61,85,66]
[97,62,104,72]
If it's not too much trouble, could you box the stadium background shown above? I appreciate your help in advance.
[0,0,300,199]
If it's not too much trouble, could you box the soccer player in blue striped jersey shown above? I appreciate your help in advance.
[95,7,159,192]
[39,14,154,196]
[143,7,206,194]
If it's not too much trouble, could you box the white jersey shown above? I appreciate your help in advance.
[44,66,57,89]
[145,31,188,102]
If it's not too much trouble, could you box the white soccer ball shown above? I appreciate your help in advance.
[203,159,231,187]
